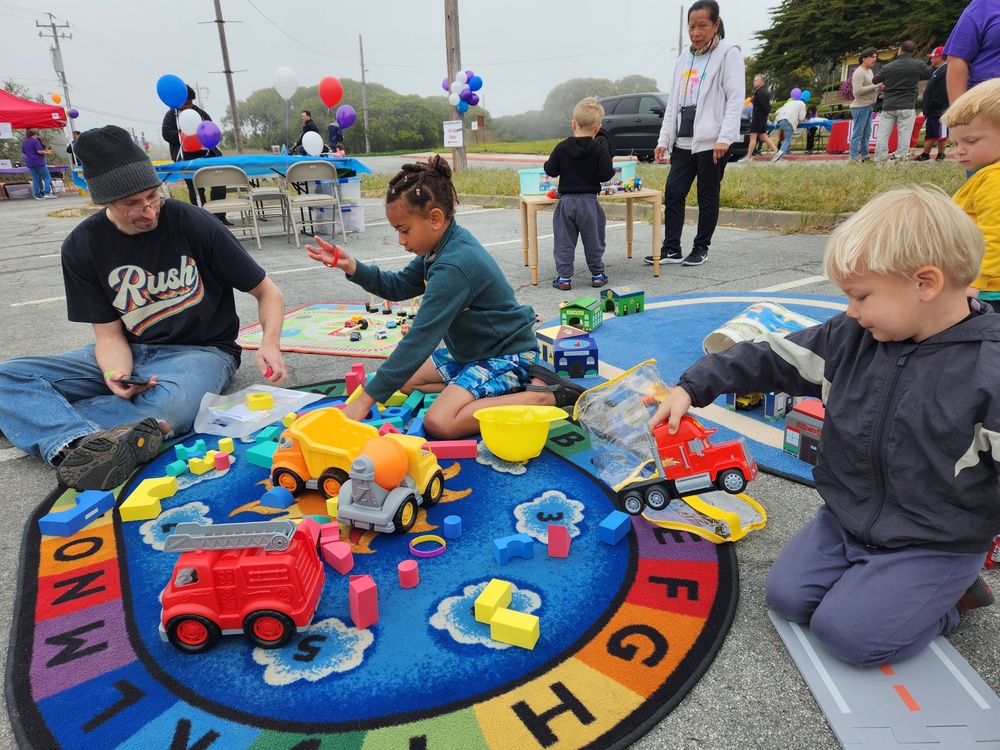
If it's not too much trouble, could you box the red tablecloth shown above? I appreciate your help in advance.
[827,116,926,154]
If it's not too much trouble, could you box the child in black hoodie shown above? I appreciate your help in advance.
[544,97,616,291]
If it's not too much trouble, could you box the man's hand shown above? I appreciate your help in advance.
[654,146,669,164]
[255,346,287,385]
[712,142,729,163]
[105,372,158,399]
[647,386,693,434]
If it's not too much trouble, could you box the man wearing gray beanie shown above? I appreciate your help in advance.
[0,125,287,491]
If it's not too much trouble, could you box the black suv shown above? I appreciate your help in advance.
[595,92,750,162]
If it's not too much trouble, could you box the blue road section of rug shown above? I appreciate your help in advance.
[544,291,846,484]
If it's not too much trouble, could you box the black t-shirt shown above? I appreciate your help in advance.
[61,200,266,364]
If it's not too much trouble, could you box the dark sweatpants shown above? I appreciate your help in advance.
[765,504,986,668]
[552,193,606,279]
[662,146,728,254]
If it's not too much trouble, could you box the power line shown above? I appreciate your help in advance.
[244,0,352,59]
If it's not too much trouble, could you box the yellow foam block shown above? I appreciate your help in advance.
[189,451,218,475]
[489,607,539,650]
[217,437,235,454]
[282,412,297,427]
[345,385,364,405]
[247,392,274,411]
[120,476,178,522]
[386,391,407,407]
[326,496,339,518]
[475,578,512,624]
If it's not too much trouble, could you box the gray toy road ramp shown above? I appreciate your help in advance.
[769,611,1000,749]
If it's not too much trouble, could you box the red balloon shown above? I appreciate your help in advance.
[182,133,203,152]
[319,77,344,108]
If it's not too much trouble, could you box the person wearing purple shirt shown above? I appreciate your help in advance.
[20,128,57,200]
[945,0,1000,103]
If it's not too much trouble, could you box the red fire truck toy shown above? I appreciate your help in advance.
[159,520,325,654]
[616,415,758,515]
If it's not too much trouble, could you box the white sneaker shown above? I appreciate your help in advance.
[43,194,58,199]
[771,151,784,162]
[34,197,43,201]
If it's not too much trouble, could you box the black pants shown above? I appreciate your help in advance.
[662,146,728,253]
[183,179,227,214]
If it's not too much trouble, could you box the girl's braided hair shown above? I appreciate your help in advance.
[385,155,459,220]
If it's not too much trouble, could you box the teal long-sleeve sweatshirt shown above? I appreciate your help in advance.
[347,219,537,404]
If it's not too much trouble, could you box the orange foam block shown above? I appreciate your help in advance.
[120,476,178,522]
[349,574,379,628]
[322,540,354,575]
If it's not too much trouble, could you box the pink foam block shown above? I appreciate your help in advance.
[349,574,379,628]
[213,452,231,470]
[322,540,354,575]
[378,421,402,435]
[320,522,340,542]
[427,439,478,459]
[298,516,322,547]
[547,524,571,558]
[345,362,366,395]
[397,559,420,588]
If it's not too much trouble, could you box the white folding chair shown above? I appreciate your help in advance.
[249,178,289,234]
[284,160,345,247]
[192,165,262,251]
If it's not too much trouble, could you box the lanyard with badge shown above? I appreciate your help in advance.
[679,50,712,137]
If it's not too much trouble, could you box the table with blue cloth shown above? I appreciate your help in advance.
[766,118,833,154]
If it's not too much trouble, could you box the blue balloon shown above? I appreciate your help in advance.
[468,75,483,92]
[156,74,188,109]
[800,90,812,102]
[456,99,469,113]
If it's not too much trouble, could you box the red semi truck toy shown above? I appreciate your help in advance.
[616,415,758,515]
[159,520,325,654]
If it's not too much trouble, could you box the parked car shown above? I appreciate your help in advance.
[596,92,751,162]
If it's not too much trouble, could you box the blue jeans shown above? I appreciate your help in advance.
[0,344,237,465]
[849,106,873,160]
[28,165,52,198]
[777,120,795,153]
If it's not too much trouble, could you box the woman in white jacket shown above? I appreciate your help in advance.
[650,0,745,267]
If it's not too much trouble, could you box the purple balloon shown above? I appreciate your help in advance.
[465,69,474,82]
[442,76,450,92]
[336,105,357,129]
[68,108,79,119]
[469,93,480,107]
[791,87,802,100]
[460,87,474,102]
[196,120,222,150]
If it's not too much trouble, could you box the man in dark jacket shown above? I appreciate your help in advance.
[161,85,231,225]
[292,110,321,155]
[872,40,933,163]
[914,47,950,162]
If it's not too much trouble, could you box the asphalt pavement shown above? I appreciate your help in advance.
[0,162,996,749]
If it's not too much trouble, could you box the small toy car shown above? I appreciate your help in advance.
[350,331,362,342]
[400,323,411,336]
[386,320,397,329]
[374,327,388,340]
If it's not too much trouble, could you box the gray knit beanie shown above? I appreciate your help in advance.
[75,125,162,204]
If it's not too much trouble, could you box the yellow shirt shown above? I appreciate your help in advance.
[954,162,1000,292]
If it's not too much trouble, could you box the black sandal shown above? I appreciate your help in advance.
[526,364,586,408]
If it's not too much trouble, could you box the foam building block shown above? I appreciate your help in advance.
[345,363,366,395]
[378,421,402,435]
[402,390,424,415]
[217,437,235,454]
[120,476,178,522]
[547,524,571,558]
[349,574,379,628]
[38,490,115,537]
[213,452,231,471]
[255,425,282,444]
[322,541,354,575]
[325,496,338,519]
[366,416,401,432]
[424,394,439,406]
[385,391,407,407]
[493,533,535,565]
[443,515,462,539]
[405,415,426,438]
[298,516,322,547]
[598,510,632,545]
[247,392,274,411]
[475,578,513,623]
[165,459,189,477]
[381,406,412,424]
[398,560,419,588]
[490,607,540,650]
[174,439,206,461]
[428,440,477,459]
[246,441,278,468]
[282,412,297,428]
[188,452,217,475]
[320,522,339,542]
[260,486,295,509]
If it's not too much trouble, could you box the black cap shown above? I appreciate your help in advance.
[75,125,162,204]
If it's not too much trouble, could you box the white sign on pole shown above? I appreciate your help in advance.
[0,122,13,140]
[443,120,463,148]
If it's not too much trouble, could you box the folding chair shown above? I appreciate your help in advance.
[284,160,345,247]
[192,165,262,250]
[249,178,289,234]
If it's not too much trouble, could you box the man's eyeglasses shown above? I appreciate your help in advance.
[113,196,165,219]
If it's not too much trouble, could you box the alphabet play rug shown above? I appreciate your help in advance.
[237,302,416,358]
[6,381,738,750]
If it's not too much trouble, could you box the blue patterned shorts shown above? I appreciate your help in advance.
[431,348,538,400]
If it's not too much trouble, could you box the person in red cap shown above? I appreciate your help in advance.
[914,47,950,162]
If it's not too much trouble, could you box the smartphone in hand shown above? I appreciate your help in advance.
[118,375,150,386]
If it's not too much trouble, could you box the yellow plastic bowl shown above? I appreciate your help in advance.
[473,405,568,462]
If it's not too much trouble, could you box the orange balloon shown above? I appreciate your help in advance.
[51,93,62,104]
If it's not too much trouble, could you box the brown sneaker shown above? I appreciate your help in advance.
[56,417,163,491]
[956,575,995,615]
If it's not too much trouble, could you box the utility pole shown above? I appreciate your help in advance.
[193,81,211,105]
[36,13,75,163]
[359,35,371,154]
[211,0,244,153]
[677,5,684,58]
[444,0,467,174]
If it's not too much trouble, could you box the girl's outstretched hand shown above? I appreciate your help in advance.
[305,236,352,273]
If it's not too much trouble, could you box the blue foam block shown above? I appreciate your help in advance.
[598,510,632,545]
[38,490,116,537]
[493,532,535,565]
[260,486,295,509]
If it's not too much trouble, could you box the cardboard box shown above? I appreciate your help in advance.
[5,183,32,200]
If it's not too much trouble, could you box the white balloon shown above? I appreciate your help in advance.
[450,80,464,95]
[273,66,298,100]
[448,92,461,106]
[178,108,203,135]
[302,131,324,156]
[456,71,468,84]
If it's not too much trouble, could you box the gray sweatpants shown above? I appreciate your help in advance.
[552,193,606,279]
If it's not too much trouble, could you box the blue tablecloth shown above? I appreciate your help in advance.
[153,154,371,179]
[767,118,834,132]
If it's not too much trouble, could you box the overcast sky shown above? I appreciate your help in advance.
[2,0,780,144]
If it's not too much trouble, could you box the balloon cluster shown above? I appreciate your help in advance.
[274,68,357,156]
[789,88,813,102]
[154,74,223,151]
[441,70,484,114]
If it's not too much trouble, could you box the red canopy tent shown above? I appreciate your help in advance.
[0,90,67,130]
